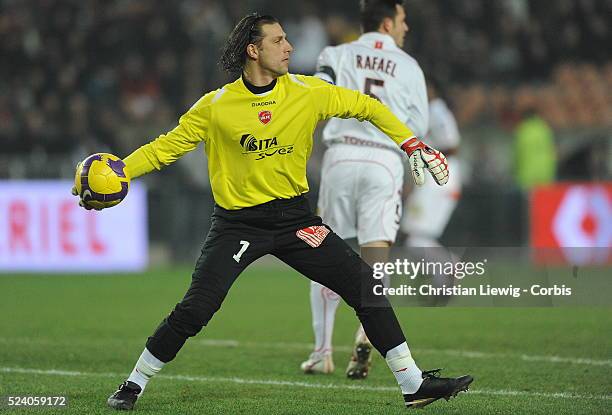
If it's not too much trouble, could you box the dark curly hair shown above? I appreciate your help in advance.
[219,13,279,75]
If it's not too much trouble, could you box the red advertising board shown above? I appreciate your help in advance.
[530,182,612,264]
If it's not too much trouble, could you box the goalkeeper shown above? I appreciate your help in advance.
[74,13,472,410]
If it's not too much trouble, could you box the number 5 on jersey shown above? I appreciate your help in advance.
[364,78,385,102]
[233,240,250,263]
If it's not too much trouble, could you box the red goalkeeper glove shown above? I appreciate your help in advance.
[401,137,449,186]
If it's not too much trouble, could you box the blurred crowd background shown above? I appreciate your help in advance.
[1,0,610,260]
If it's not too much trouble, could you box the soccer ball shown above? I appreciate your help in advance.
[74,153,131,210]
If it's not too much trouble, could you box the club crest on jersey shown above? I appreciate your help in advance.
[296,226,330,248]
[239,133,294,160]
[258,110,272,124]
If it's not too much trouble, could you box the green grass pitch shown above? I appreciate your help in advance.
[0,264,610,414]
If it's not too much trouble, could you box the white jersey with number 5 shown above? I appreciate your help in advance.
[317,32,429,147]
[315,32,428,244]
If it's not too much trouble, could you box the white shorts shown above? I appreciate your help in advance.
[317,144,404,245]
[401,158,461,239]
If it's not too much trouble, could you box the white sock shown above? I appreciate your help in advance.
[407,234,441,248]
[354,324,369,344]
[385,342,423,394]
[126,348,165,393]
[310,281,341,355]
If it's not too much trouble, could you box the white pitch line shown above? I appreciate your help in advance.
[193,339,612,368]
[1,336,610,368]
[1,366,611,402]
[518,354,612,367]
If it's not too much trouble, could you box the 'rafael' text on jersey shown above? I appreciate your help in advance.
[316,32,428,149]
[123,74,415,210]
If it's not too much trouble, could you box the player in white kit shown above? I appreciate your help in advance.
[301,0,429,379]
[402,79,461,250]
[401,80,461,306]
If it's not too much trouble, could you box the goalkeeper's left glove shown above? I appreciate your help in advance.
[401,137,449,186]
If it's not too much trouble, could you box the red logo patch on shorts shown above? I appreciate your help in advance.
[296,226,330,248]
[258,110,271,124]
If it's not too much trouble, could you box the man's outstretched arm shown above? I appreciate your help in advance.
[306,76,449,186]
[124,92,214,178]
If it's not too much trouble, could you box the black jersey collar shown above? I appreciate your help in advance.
[242,75,277,94]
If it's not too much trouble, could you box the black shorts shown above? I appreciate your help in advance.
[146,195,405,361]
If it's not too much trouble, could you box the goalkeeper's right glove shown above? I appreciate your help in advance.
[401,137,449,186]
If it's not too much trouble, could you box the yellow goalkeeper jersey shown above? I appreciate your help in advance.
[124,74,415,210]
